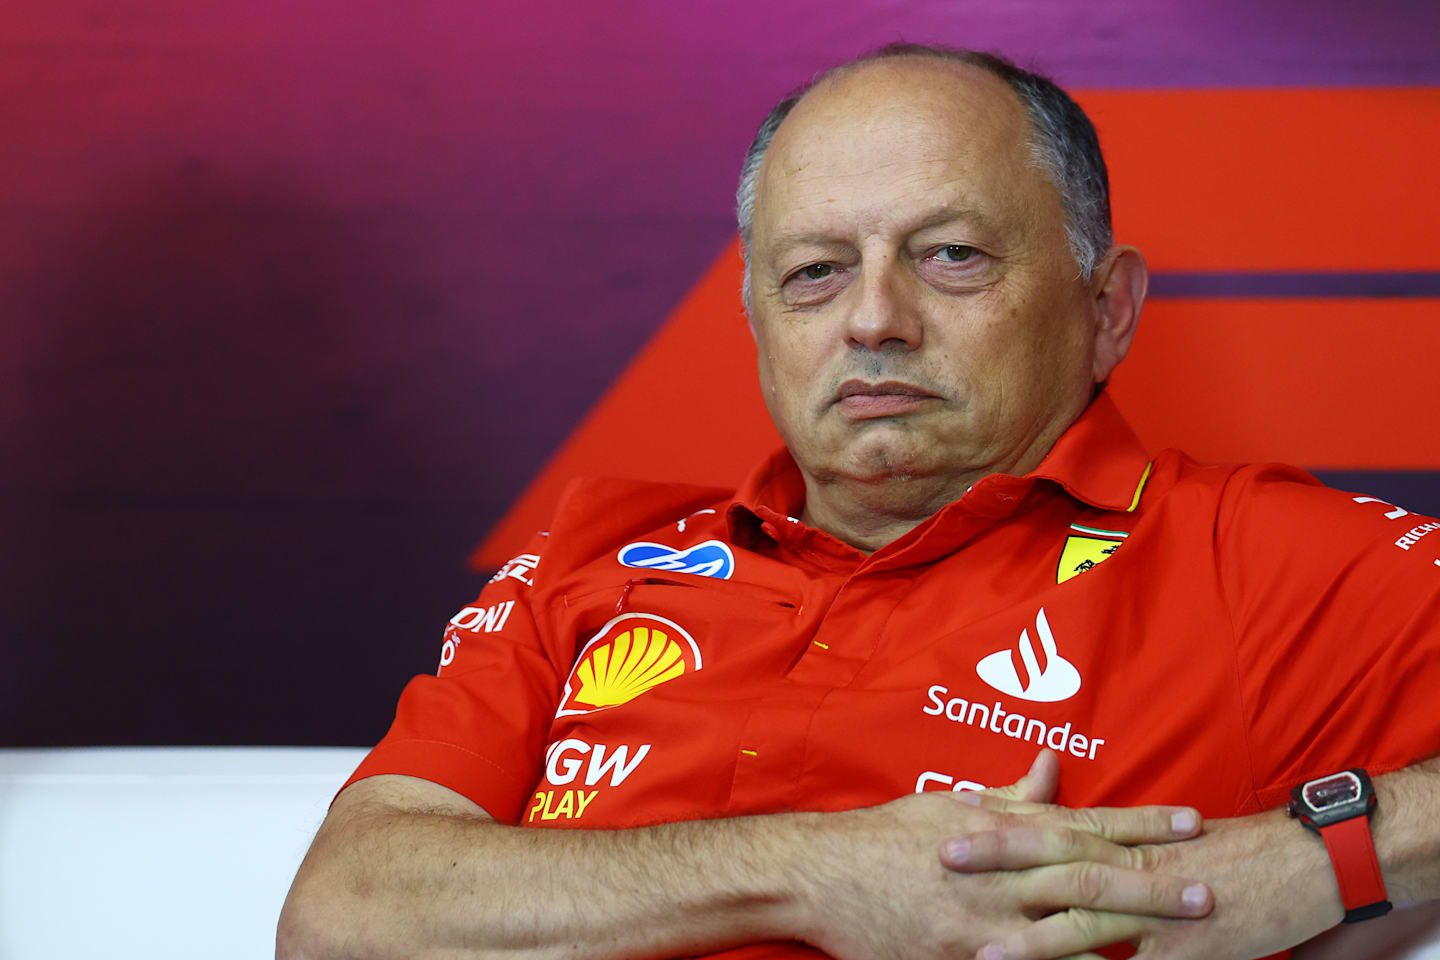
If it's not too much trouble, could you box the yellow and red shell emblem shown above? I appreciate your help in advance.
[557,614,702,717]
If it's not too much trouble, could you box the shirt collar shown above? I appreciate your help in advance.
[1026,390,1153,513]
[726,390,1153,544]
[725,446,810,547]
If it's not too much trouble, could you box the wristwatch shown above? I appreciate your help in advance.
[1287,768,1393,923]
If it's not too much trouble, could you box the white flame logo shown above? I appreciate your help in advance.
[976,608,1081,703]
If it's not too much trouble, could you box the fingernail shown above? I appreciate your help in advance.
[954,791,982,806]
[1182,883,1209,912]
[945,837,971,862]
[979,944,1007,960]
[1171,809,1198,834]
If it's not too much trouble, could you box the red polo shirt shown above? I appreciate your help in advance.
[345,393,1440,958]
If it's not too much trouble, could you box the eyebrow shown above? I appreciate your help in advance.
[765,206,1001,253]
[907,206,1000,236]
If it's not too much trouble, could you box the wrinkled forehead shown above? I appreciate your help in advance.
[755,58,1048,242]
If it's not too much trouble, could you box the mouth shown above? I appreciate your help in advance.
[834,380,940,420]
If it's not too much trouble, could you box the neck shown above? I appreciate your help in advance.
[800,473,970,553]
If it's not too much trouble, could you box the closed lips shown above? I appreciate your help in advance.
[835,380,938,400]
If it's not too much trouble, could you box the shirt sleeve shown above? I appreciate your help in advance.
[1217,465,1440,808]
[340,530,560,823]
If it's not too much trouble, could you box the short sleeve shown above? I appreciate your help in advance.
[340,531,559,823]
[1218,465,1440,807]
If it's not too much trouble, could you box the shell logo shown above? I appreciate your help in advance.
[556,613,702,717]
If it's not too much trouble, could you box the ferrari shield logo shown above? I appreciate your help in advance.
[1057,524,1129,584]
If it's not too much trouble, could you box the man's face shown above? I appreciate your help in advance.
[747,58,1106,497]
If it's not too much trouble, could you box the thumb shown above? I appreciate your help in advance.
[984,748,1059,803]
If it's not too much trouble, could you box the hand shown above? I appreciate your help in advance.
[793,751,1213,960]
[947,790,1340,960]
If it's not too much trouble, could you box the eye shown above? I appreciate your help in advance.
[780,260,848,307]
[935,244,976,263]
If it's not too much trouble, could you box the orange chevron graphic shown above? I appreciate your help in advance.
[472,89,1440,570]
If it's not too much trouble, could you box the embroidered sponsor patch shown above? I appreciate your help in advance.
[1057,524,1128,584]
[616,539,735,579]
[556,613,702,717]
[975,607,1082,703]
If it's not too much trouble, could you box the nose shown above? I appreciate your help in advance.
[843,255,924,353]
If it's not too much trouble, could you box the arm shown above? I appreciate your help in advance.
[277,753,1214,960]
[1371,756,1440,903]
[944,756,1440,960]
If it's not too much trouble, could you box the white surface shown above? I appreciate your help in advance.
[0,747,364,960]
[2,747,1438,960]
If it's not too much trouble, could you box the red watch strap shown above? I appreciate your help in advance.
[1317,815,1388,915]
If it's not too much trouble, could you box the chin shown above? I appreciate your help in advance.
[840,437,935,483]
[788,419,944,485]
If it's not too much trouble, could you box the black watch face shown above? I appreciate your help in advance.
[1303,771,1362,812]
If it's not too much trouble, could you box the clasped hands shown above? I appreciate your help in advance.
[801,749,1331,960]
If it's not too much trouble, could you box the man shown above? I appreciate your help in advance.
[278,45,1440,960]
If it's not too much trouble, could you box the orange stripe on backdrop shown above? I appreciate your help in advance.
[473,249,1440,568]
[1108,297,1440,469]
[1079,88,1440,271]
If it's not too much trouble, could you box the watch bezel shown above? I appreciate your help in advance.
[1288,768,1376,829]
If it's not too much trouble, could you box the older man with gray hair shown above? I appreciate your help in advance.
[279,43,1440,960]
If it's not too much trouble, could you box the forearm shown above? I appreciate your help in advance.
[279,802,818,960]
[1138,758,1440,955]
[1373,756,1440,903]
[278,764,1210,960]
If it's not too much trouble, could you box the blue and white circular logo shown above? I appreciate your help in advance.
[616,539,735,579]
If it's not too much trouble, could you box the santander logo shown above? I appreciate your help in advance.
[976,607,1082,703]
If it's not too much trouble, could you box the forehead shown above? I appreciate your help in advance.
[756,58,1051,243]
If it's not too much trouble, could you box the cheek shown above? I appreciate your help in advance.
[752,346,775,397]
[940,305,1021,387]
[954,298,1077,401]
[752,328,841,454]
[750,331,806,434]
[754,324,820,394]
[752,338,784,404]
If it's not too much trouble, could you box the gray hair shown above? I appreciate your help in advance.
[736,43,1113,307]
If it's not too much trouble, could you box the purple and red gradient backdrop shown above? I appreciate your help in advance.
[4,1,1438,746]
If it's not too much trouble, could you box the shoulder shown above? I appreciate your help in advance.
[550,474,734,538]
[1142,452,1440,617]
[1210,461,1431,547]
[535,474,735,578]
[1143,452,1427,540]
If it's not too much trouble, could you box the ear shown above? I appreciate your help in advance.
[1089,245,1148,383]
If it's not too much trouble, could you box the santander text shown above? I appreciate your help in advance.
[923,684,1106,760]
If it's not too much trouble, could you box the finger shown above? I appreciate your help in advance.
[1023,861,1213,920]
[943,825,1142,873]
[977,949,1107,960]
[955,793,1203,845]
[975,909,1143,960]
[983,749,1060,804]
